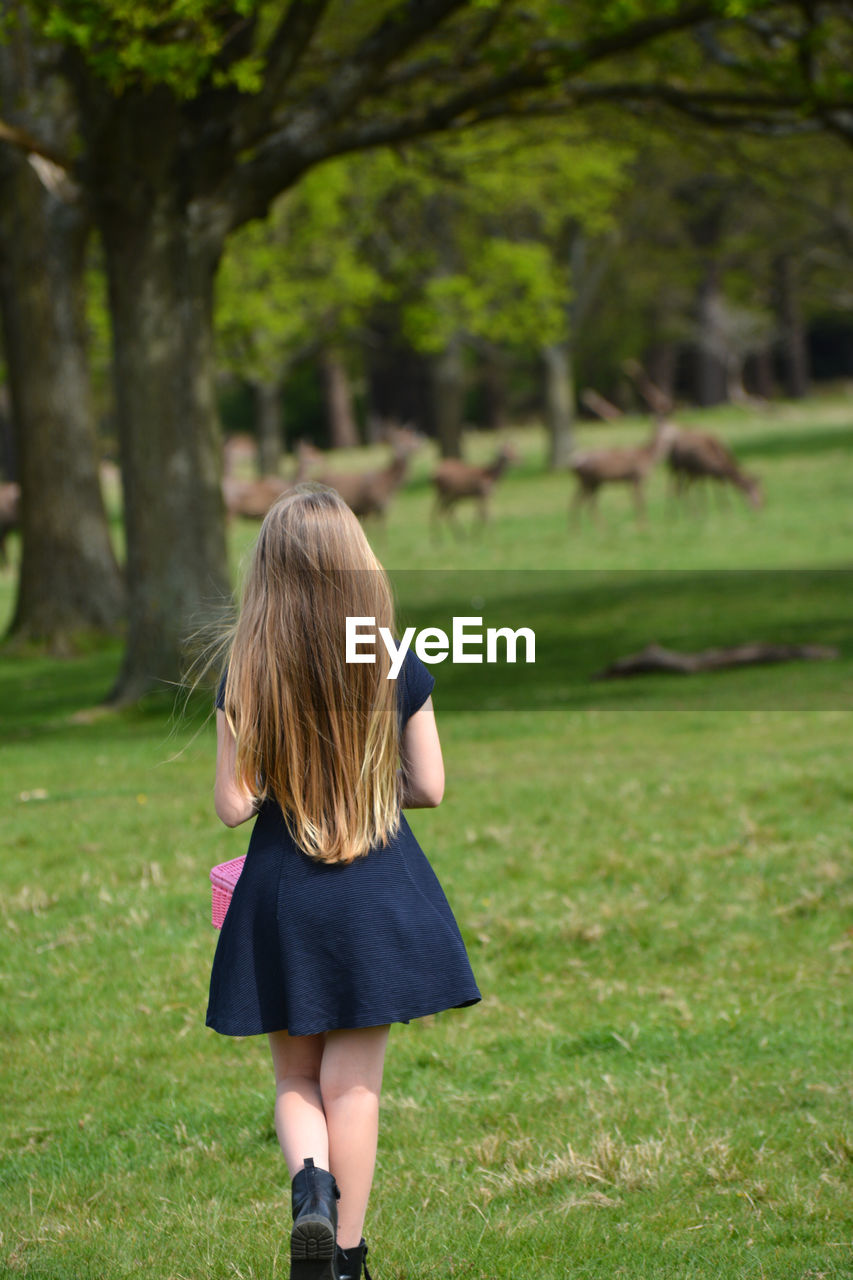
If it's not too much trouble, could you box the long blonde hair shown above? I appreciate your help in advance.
[221,485,400,864]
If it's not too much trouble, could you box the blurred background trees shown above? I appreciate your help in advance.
[0,0,851,700]
[213,117,852,464]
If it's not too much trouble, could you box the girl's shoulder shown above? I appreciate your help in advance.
[397,647,435,724]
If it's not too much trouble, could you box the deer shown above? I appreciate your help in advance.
[222,439,321,519]
[666,427,763,509]
[312,427,422,520]
[431,443,518,531]
[580,388,624,422]
[222,432,258,477]
[0,481,20,564]
[568,420,678,525]
[622,357,675,419]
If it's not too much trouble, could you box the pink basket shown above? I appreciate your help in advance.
[210,855,246,928]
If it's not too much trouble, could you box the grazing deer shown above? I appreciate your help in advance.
[431,443,518,531]
[0,481,20,564]
[666,427,763,509]
[222,473,289,519]
[222,440,320,519]
[568,420,677,524]
[313,427,422,520]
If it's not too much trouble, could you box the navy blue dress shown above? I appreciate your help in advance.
[206,649,481,1037]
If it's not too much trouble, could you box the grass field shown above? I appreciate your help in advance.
[1,396,852,1279]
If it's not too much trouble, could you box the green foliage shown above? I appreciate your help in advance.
[216,159,386,382]
[403,238,566,353]
[569,123,853,396]
[34,0,262,94]
[10,0,850,129]
[362,125,633,359]
[459,126,633,241]
[216,123,634,381]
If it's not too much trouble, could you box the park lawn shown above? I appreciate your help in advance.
[1,396,851,1279]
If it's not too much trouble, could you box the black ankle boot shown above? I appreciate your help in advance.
[335,1239,372,1280]
[290,1157,340,1280]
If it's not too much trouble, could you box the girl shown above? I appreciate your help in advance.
[207,486,481,1280]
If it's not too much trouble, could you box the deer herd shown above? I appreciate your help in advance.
[0,376,764,567]
[219,404,763,533]
[567,417,763,524]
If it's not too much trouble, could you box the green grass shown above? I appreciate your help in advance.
[1,396,852,1279]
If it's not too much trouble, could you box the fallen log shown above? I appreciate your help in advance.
[593,641,839,680]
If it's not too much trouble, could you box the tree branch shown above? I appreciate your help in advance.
[568,80,853,141]
[461,78,837,134]
[264,78,825,166]
[223,0,480,226]
[457,0,513,64]
[223,63,546,230]
[527,1,718,71]
[234,0,334,147]
[377,54,449,91]
[568,82,809,113]
[313,0,472,117]
[225,0,727,230]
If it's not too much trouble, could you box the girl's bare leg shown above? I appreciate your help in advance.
[268,1029,328,1175]
[320,1025,390,1249]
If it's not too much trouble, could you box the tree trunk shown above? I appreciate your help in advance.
[0,151,124,649]
[254,379,283,475]
[748,347,775,400]
[365,316,431,434]
[0,384,15,480]
[694,261,729,407]
[774,253,810,399]
[543,341,576,468]
[644,342,678,410]
[93,127,230,703]
[481,344,508,432]
[430,340,464,459]
[321,348,359,449]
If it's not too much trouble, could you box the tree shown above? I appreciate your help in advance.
[216,159,386,463]
[718,132,853,397]
[0,35,123,650]
[373,127,630,461]
[2,1,850,699]
[571,124,853,407]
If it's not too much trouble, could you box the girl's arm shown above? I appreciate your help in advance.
[399,697,445,809]
[214,710,257,827]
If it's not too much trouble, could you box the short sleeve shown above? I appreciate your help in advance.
[397,648,436,724]
[215,668,228,712]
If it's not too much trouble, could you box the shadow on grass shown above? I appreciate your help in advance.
[0,643,214,743]
[736,424,853,462]
[1,569,850,742]
[392,568,853,713]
